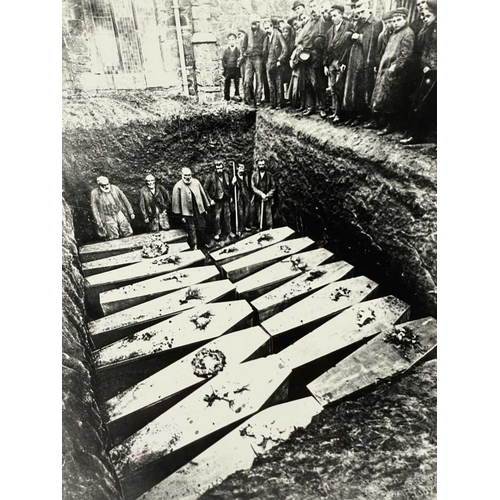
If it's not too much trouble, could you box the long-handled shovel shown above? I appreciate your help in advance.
[260,197,265,231]
[233,161,240,236]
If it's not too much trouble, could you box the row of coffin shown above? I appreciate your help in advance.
[80,227,437,500]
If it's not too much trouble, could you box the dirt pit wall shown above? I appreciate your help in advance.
[255,109,437,318]
[62,199,122,500]
[63,92,256,245]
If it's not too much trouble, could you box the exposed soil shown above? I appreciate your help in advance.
[255,109,437,318]
[63,91,256,245]
[202,360,437,500]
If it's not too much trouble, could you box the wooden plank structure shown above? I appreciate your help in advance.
[251,261,355,322]
[280,296,411,371]
[104,326,270,442]
[307,317,437,407]
[261,276,379,346]
[95,301,254,370]
[209,226,295,266]
[79,229,187,262]
[99,265,220,315]
[221,236,315,282]
[89,280,236,349]
[138,397,322,500]
[82,242,190,277]
[85,249,206,309]
[110,356,291,498]
[236,247,334,301]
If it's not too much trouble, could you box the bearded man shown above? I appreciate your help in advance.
[139,174,170,232]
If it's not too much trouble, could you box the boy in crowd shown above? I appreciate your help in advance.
[222,32,241,101]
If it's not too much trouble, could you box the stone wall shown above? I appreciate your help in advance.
[62,199,123,500]
[255,109,437,318]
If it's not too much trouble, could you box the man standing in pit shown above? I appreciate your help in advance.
[251,158,276,231]
[242,14,267,108]
[172,168,214,250]
[139,174,171,233]
[232,163,254,232]
[204,160,234,240]
[90,176,135,240]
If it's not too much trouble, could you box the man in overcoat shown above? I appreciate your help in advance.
[370,8,415,136]
[172,168,214,250]
[139,174,171,232]
[342,2,383,126]
[204,160,234,240]
[263,19,288,109]
[90,176,135,240]
[232,163,254,232]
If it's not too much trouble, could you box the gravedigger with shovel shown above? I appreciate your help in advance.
[251,157,276,231]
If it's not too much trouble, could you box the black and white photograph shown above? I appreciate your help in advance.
[60,1,440,499]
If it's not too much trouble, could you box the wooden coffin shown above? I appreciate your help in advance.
[138,397,322,500]
[82,242,190,277]
[280,295,410,371]
[221,236,315,282]
[89,280,236,349]
[209,226,295,266]
[99,265,220,316]
[104,325,270,442]
[95,301,254,370]
[251,261,354,322]
[85,250,206,307]
[261,276,379,346]
[236,247,334,301]
[110,356,291,487]
[79,229,188,263]
[308,317,437,407]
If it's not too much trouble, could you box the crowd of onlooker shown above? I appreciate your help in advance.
[222,0,437,145]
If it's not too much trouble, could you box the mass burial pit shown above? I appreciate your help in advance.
[62,92,437,500]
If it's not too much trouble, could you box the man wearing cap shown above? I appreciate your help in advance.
[90,176,135,240]
[172,168,214,250]
[370,8,415,136]
[139,174,171,233]
[323,4,354,122]
[263,18,288,109]
[222,32,241,101]
[242,14,267,107]
[232,163,254,232]
[251,158,276,231]
[295,0,330,117]
[204,160,234,240]
[292,1,307,21]
[342,1,383,126]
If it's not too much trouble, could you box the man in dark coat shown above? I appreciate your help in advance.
[342,2,383,126]
[295,0,330,117]
[204,160,234,240]
[370,8,415,136]
[251,158,276,231]
[263,19,288,109]
[232,163,254,232]
[172,168,213,250]
[222,33,241,101]
[323,4,354,122]
[139,174,171,233]
[242,14,267,107]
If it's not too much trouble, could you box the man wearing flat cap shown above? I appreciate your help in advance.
[222,32,241,101]
[370,8,415,136]
[90,176,135,240]
[342,1,383,126]
[323,4,354,121]
[242,14,267,107]
[139,174,171,233]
